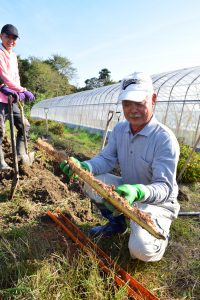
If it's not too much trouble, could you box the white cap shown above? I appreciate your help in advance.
[118,72,154,103]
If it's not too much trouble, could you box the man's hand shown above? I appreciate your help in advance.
[18,92,26,101]
[0,86,18,98]
[18,91,35,102]
[103,184,147,213]
[24,90,35,102]
[115,184,146,205]
[60,157,90,180]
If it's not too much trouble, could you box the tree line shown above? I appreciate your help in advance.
[18,54,116,103]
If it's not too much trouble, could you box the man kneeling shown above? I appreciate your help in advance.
[60,72,180,262]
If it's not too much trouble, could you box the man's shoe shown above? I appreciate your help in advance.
[90,215,127,237]
[0,146,11,171]
[0,161,11,171]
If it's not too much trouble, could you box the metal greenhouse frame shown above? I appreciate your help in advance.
[31,66,200,148]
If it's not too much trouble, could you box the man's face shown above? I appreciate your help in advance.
[0,33,17,52]
[122,94,156,133]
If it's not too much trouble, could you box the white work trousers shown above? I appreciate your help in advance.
[84,173,173,262]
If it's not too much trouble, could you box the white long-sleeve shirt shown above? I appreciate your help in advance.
[86,116,180,216]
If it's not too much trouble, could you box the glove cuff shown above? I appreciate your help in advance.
[136,184,150,201]
[84,161,93,173]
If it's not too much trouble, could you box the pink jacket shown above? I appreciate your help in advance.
[0,44,26,103]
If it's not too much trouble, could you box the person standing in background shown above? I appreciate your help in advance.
[0,24,35,170]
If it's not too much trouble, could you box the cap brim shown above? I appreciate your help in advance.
[118,90,148,103]
[2,31,19,38]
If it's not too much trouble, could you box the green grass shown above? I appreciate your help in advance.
[0,225,128,300]
[30,119,102,157]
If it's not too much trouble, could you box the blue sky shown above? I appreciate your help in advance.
[1,0,200,87]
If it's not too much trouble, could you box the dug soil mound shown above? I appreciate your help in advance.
[0,138,96,249]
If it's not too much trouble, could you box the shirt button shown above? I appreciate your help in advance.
[130,151,133,154]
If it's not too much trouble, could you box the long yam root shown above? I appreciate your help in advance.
[37,138,165,240]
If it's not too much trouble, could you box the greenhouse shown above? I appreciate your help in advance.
[31,66,200,148]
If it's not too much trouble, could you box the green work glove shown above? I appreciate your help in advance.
[60,157,90,180]
[103,184,146,213]
[115,184,146,205]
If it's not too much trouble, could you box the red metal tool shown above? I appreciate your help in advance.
[47,210,158,300]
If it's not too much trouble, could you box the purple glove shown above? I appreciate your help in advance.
[18,92,26,101]
[0,86,18,97]
[24,90,35,102]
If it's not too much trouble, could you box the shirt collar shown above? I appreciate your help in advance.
[0,43,12,56]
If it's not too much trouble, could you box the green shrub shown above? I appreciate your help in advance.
[31,119,65,136]
[49,121,65,136]
[177,144,200,183]
[31,119,45,126]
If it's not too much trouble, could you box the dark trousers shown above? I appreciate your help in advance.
[0,102,30,145]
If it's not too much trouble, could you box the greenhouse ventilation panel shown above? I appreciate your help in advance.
[31,66,200,147]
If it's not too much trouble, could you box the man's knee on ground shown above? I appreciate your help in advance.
[128,233,167,262]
